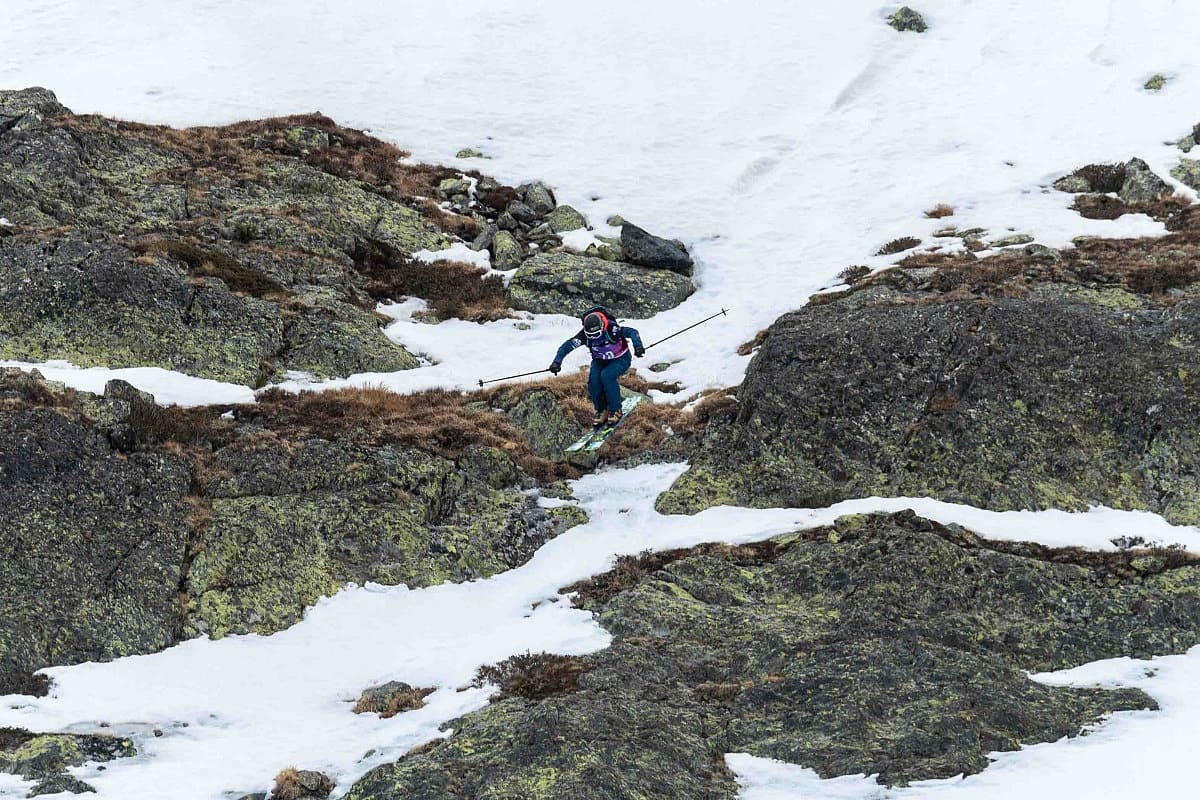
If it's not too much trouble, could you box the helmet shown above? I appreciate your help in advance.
[583,311,607,338]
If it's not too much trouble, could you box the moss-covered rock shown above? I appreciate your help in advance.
[346,513,1200,796]
[0,729,135,782]
[660,281,1200,520]
[888,6,928,33]
[508,253,694,317]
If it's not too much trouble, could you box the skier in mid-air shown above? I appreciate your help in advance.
[549,305,644,429]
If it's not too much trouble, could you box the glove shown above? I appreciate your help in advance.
[634,346,645,358]
[549,362,561,375]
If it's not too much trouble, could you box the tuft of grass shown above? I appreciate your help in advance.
[924,204,954,219]
[838,265,871,284]
[1070,163,1127,194]
[270,768,302,800]
[351,238,508,322]
[875,236,921,256]
[737,328,770,356]
[473,652,593,701]
[353,684,435,719]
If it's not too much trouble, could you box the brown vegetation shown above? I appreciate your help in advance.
[924,204,954,219]
[837,264,872,284]
[353,685,435,718]
[562,540,781,607]
[473,652,593,701]
[875,236,921,256]
[351,238,508,322]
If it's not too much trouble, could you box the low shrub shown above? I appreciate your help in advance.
[473,652,593,701]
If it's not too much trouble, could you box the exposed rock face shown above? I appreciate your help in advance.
[0,728,136,786]
[620,222,694,275]
[0,370,588,684]
[508,252,694,317]
[0,88,455,384]
[346,512,1200,796]
[659,254,1200,518]
[1053,158,1173,206]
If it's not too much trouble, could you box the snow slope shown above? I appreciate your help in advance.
[1,463,1197,799]
[5,1,1200,797]
[3,0,1198,400]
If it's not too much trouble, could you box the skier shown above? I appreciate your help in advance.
[549,305,644,428]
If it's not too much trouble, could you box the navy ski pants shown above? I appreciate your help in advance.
[587,352,632,413]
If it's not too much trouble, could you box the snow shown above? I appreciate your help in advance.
[5,0,1200,797]
[0,360,256,406]
[1,463,1198,799]
[5,0,1200,404]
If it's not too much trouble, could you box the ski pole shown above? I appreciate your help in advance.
[644,308,729,351]
[477,368,552,388]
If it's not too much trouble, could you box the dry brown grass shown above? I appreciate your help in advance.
[413,198,480,240]
[924,203,954,219]
[875,236,921,256]
[562,540,781,607]
[737,327,771,356]
[250,384,576,483]
[351,238,508,322]
[837,265,871,285]
[353,685,435,718]
[473,652,593,701]
[269,768,302,800]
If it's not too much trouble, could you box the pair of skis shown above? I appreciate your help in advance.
[564,396,644,453]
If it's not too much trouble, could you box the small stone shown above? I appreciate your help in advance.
[437,177,472,198]
[456,148,487,159]
[1143,74,1167,92]
[1178,134,1196,154]
[1130,555,1165,574]
[1170,158,1200,192]
[1053,175,1092,194]
[988,234,1033,248]
[507,200,538,224]
[470,223,498,252]
[605,214,627,227]
[490,230,524,271]
[888,6,928,33]
[649,362,672,373]
[1023,244,1062,261]
[497,211,519,231]
[1118,158,1171,204]
[620,223,694,276]
[285,126,330,149]
[546,205,588,233]
[26,775,96,796]
[522,182,556,216]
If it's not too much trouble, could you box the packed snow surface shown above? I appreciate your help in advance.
[5,0,1200,798]
[2,463,1198,799]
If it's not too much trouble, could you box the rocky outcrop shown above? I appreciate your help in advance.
[1,728,136,790]
[659,242,1200,518]
[508,252,694,317]
[1053,158,1173,205]
[0,370,589,685]
[345,512,1200,796]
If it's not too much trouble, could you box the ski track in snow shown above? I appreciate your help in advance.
[2,463,1199,799]
[5,0,1200,797]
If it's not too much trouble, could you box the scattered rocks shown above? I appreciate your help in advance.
[988,233,1033,248]
[508,252,695,317]
[888,6,928,33]
[619,222,694,275]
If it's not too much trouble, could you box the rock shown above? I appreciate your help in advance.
[455,148,486,159]
[489,230,524,270]
[1171,158,1200,192]
[458,444,523,489]
[1023,244,1063,260]
[1053,175,1091,193]
[1144,74,1167,91]
[507,200,538,224]
[469,223,497,252]
[0,87,69,125]
[1119,158,1172,204]
[619,223,694,275]
[508,252,694,318]
[649,362,672,373]
[354,681,435,718]
[888,6,928,32]
[0,731,135,781]
[506,388,585,458]
[988,233,1033,248]
[658,282,1200,521]
[437,177,472,198]
[496,211,519,231]
[346,513,1198,796]
[521,182,556,216]
[27,775,97,796]
[605,214,627,227]
[1177,134,1195,154]
[482,186,518,212]
[270,769,334,800]
[285,126,330,149]
[546,205,588,233]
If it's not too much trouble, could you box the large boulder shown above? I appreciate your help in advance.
[619,222,694,275]
[508,252,694,318]
[345,512,1200,796]
[659,274,1200,518]
[1119,157,1173,203]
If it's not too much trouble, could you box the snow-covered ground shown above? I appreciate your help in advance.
[1,463,1197,799]
[6,0,1200,797]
